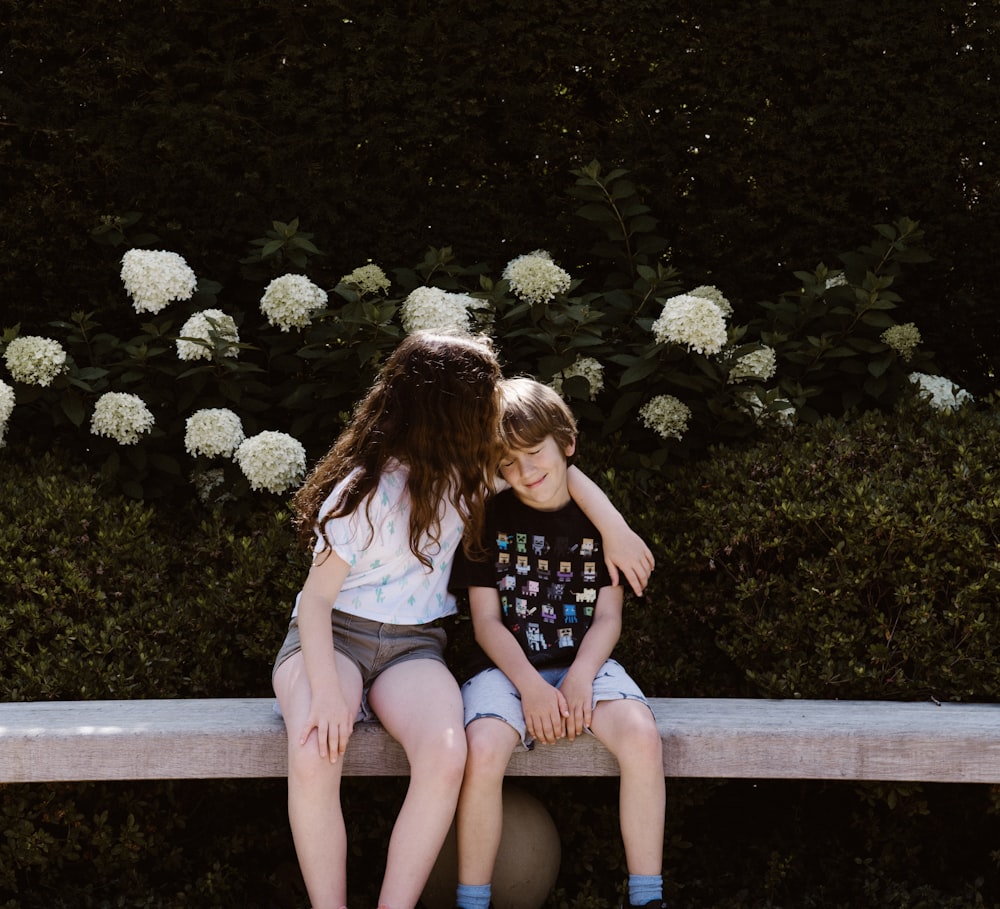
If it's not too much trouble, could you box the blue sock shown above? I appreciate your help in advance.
[456,882,492,909]
[628,873,663,907]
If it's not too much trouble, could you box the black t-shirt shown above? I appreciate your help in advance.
[449,489,613,680]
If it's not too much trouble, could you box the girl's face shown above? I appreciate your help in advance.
[499,434,576,512]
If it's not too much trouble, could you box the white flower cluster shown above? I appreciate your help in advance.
[652,293,729,356]
[639,394,692,441]
[502,250,572,305]
[0,380,14,447]
[260,274,329,331]
[3,336,68,386]
[909,372,973,411]
[120,249,197,314]
[340,263,391,296]
[881,323,921,361]
[688,285,734,318]
[728,345,777,383]
[90,392,155,445]
[400,287,489,335]
[176,309,240,361]
[184,408,245,458]
[234,430,307,493]
[551,356,605,401]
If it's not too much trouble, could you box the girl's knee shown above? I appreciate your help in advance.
[286,742,345,790]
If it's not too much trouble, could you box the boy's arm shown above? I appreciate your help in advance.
[559,585,624,739]
[566,465,654,596]
[468,586,570,744]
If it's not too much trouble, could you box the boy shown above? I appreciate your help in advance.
[449,377,667,909]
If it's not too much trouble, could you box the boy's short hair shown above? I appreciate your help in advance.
[498,377,578,455]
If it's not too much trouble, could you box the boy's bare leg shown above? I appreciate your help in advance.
[590,699,666,875]
[457,717,520,885]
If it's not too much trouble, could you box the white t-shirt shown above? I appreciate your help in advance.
[291,462,463,625]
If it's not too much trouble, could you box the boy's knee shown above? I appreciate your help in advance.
[466,721,516,776]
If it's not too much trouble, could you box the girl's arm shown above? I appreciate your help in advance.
[295,549,355,762]
[567,465,654,596]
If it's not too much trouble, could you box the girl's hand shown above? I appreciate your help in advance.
[300,688,356,763]
[603,526,655,596]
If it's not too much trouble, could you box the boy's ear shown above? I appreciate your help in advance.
[564,438,577,459]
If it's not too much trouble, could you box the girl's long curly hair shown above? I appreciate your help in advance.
[293,331,503,569]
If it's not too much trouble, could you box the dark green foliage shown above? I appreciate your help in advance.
[0,445,305,700]
[2,0,998,392]
[608,393,1000,702]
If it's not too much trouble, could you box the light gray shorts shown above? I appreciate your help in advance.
[461,658,649,749]
[272,610,449,721]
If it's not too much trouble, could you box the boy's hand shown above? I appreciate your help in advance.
[603,527,655,596]
[558,670,594,740]
[521,677,570,745]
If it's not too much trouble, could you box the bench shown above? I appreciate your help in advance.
[2,697,1000,784]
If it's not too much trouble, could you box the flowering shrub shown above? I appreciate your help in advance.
[0,380,14,445]
[400,286,488,335]
[501,250,573,304]
[3,335,67,386]
[120,249,198,314]
[90,392,155,445]
[0,162,947,502]
[176,309,240,361]
[908,372,974,411]
[184,407,246,459]
[234,430,307,494]
[259,273,329,331]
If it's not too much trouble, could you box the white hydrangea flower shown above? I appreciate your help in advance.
[881,323,921,361]
[639,395,692,441]
[234,430,307,493]
[120,249,197,315]
[502,250,572,305]
[728,345,777,383]
[651,294,729,356]
[551,356,605,401]
[3,336,68,386]
[260,274,329,331]
[909,372,973,412]
[400,287,489,335]
[184,408,245,459]
[825,273,848,289]
[340,263,391,296]
[90,392,155,445]
[176,309,240,361]
[0,379,15,447]
[688,285,733,317]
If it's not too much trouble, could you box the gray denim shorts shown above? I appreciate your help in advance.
[272,610,449,721]
[461,658,649,749]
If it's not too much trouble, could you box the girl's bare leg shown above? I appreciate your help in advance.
[368,659,468,909]
[273,651,364,909]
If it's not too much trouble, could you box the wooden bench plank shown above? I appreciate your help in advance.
[1,698,998,784]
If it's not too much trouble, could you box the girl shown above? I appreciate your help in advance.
[272,332,652,909]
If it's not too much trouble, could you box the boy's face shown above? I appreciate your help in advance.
[499,433,576,512]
